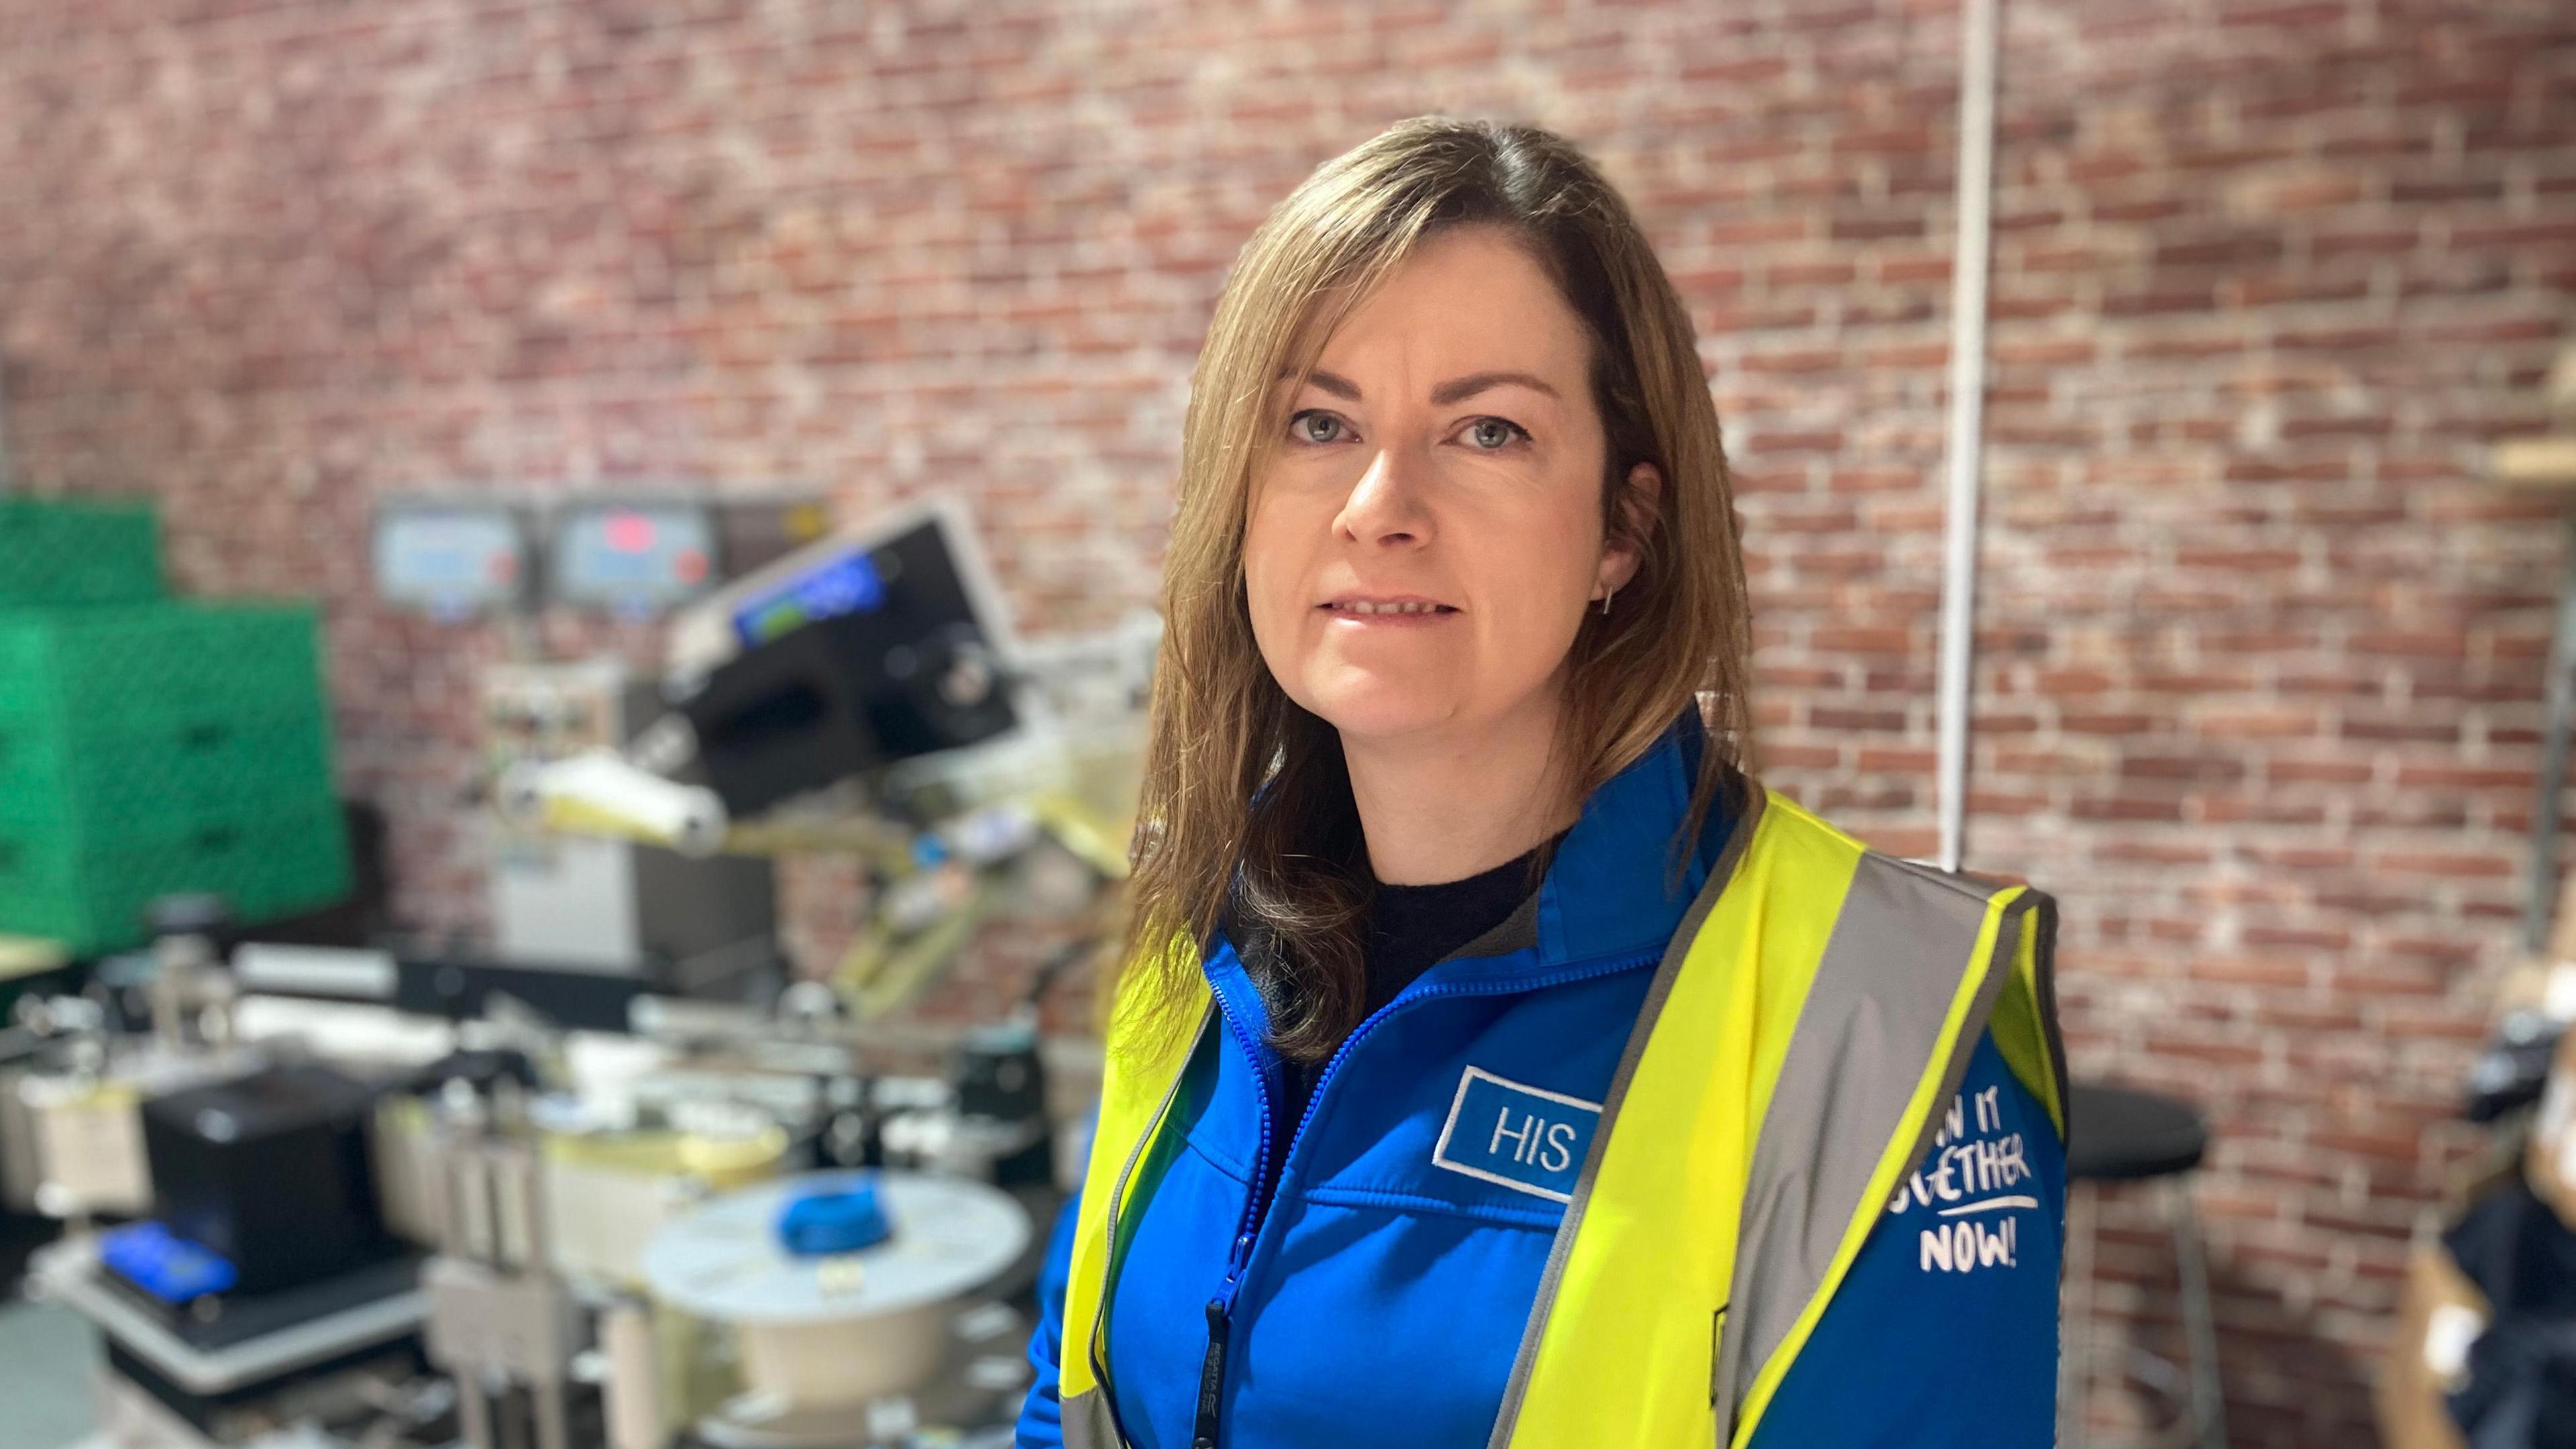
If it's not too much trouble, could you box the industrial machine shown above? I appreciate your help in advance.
[17,929,1073,1449]
[370,492,833,991]
[9,488,1144,1449]
[568,496,1030,832]
[637,1169,1033,1449]
[494,495,1148,1026]
[478,659,776,989]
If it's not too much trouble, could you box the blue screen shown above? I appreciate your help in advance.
[732,549,886,646]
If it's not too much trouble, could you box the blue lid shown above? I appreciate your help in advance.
[100,1221,237,1303]
[775,1177,894,1257]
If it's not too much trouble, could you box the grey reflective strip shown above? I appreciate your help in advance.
[1894,902,2029,1199]
[1061,1389,1120,1449]
[1710,853,2031,1438]
[1483,784,1771,1449]
[2028,890,2069,1130]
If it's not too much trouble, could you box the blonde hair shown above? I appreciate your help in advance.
[1110,115,1756,1061]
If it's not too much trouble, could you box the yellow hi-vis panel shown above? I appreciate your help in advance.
[1058,941,1209,1407]
[1496,790,1862,1448]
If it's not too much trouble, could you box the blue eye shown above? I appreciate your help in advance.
[1466,417,1530,450]
[1290,411,1346,445]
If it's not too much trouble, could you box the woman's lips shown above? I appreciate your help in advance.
[1318,600,1460,627]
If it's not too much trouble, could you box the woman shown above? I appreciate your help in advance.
[1018,117,2066,1449]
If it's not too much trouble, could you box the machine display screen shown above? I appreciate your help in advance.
[550,502,719,613]
[729,547,887,647]
[373,506,528,615]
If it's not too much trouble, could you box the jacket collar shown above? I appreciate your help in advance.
[1212,705,1734,993]
[1529,704,1726,970]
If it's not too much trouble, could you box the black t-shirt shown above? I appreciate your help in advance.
[1273,827,1569,1129]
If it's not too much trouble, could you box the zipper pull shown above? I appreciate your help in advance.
[1193,1297,1230,1449]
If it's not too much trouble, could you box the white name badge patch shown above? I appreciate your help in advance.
[1430,1065,1603,1203]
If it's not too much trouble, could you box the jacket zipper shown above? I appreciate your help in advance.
[1189,947,1662,1448]
[1193,992,1280,1449]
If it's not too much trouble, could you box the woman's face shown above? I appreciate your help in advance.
[1243,225,1650,747]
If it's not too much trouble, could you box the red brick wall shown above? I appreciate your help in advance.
[3,1,2571,1442]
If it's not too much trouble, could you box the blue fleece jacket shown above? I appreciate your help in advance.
[1018,713,2063,1447]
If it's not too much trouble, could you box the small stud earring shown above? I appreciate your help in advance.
[1599,586,1615,616]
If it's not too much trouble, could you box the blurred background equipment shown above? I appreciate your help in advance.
[653,496,1022,820]
[2376,865,2576,1449]
[636,1169,1033,1446]
[368,500,535,622]
[477,659,775,991]
[1,485,1128,1448]
[131,1063,395,1298]
[548,493,836,623]
[374,490,842,994]
[13,904,1091,1449]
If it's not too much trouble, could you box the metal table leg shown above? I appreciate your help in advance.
[2060,1179,2098,1448]
[2169,1179,2226,1449]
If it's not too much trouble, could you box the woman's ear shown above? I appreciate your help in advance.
[1597,461,1664,596]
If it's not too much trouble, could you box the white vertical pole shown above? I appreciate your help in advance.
[1936,0,2000,874]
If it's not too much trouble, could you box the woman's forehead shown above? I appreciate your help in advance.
[1292,229,1589,398]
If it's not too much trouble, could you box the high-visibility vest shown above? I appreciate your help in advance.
[1056,782,2067,1448]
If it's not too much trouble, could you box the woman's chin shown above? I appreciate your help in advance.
[1303,690,1462,744]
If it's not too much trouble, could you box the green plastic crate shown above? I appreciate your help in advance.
[0,600,329,734]
[0,711,334,828]
[0,496,163,606]
[0,599,345,953]
[0,794,351,956]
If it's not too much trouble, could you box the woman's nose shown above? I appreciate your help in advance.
[1332,446,1433,546]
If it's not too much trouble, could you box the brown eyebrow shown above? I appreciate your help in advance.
[1281,368,1562,407]
[1431,370,1560,406]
